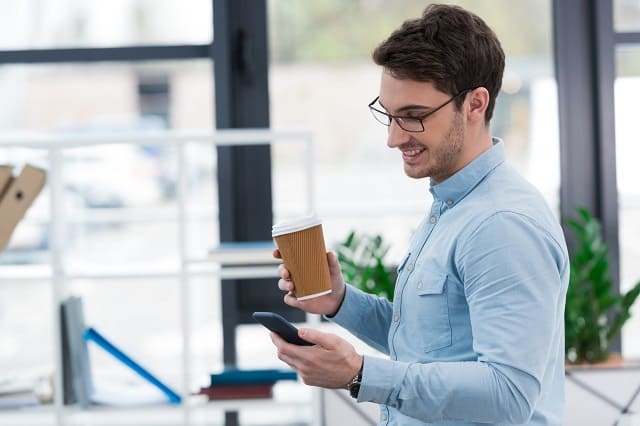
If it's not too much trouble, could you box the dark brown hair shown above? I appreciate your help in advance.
[372,4,505,123]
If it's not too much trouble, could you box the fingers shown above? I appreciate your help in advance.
[278,278,294,292]
[277,263,293,293]
[277,263,291,280]
[283,292,303,309]
[298,328,339,349]
[270,333,296,367]
[327,251,341,274]
[277,263,294,294]
[273,249,282,259]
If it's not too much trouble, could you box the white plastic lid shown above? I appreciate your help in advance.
[272,215,322,237]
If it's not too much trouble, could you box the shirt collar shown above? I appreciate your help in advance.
[429,137,505,204]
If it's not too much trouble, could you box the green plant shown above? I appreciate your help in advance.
[565,206,640,364]
[336,231,396,301]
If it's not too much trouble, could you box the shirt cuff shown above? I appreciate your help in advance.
[358,355,409,404]
[324,284,360,325]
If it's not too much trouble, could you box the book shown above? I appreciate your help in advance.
[60,303,76,405]
[207,241,279,265]
[0,394,40,409]
[209,368,297,386]
[61,296,93,407]
[83,327,181,404]
[196,383,273,400]
[0,375,35,396]
[0,376,42,409]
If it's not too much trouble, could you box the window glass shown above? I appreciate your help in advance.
[0,0,212,49]
[615,0,640,32]
[268,0,558,263]
[0,60,214,267]
[616,46,640,359]
[0,61,213,131]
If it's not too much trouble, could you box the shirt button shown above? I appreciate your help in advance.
[381,413,388,421]
[446,199,454,205]
[393,314,400,322]
[407,262,414,271]
[417,282,423,289]
[430,215,437,224]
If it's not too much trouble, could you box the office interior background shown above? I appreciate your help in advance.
[0,0,639,425]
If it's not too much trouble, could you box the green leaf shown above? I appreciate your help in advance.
[565,206,640,364]
[334,230,395,302]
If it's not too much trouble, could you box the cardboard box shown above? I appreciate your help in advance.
[0,165,47,252]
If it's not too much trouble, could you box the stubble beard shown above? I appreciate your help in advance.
[405,112,465,182]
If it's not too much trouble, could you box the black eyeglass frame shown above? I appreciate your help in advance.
[368,88,474,133]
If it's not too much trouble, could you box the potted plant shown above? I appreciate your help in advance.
[564,206,640,364]
[335,231,396,301]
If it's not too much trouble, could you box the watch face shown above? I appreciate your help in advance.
[348,368,363,398]
[349,382,360,398]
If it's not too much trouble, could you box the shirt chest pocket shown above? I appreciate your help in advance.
[409,270,452,353]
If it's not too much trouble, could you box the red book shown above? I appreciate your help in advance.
[196,384,273,400]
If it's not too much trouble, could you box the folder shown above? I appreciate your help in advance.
[209,368,297,386]
[0,166,12,198]
[83,327,181,404]
[60,297,93,407]
[0,164,47,252]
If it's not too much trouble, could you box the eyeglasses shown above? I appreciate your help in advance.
[368,88,473,133]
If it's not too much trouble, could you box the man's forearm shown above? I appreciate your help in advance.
[329,284,393,355]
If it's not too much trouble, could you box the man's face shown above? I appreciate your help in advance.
[378,71,467,183]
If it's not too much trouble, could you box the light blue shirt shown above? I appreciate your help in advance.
[332,139,569,425]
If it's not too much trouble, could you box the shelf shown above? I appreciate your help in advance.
[0,129,319,426]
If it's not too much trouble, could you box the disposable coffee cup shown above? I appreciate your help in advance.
[272,216,332,300]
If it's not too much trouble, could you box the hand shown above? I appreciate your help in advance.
[271,328,362,389]
[274,249,346,316]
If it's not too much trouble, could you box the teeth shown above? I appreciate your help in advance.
[405,149,423,156]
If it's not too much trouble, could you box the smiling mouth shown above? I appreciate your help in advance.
[402,147,426,160]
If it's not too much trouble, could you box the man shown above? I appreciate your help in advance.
[272,4,569,425]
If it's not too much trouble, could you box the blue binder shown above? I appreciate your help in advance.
[210,368,297,386]
[83,327,181,404]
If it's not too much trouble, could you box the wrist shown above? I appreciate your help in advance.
[327,284,347,318]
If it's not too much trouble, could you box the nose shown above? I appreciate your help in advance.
[386,119,411,148]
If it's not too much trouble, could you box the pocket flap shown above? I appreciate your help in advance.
[416,272,447,295]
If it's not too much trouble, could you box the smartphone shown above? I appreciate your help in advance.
[252,311,313,346]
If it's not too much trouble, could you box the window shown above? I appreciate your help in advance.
[615,0,640,32]
[0,0,212,50]
[616,46,640,359]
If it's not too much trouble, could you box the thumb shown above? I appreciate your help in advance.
[327,251,341,275]
[298,328,338,349]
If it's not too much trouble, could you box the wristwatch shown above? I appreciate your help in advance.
[347,364,363,399]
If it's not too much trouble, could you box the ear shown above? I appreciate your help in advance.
[466,87,490,125]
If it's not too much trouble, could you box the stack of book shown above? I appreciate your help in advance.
[197,369,297,400]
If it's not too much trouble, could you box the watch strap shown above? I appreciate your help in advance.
[347,362,363,399]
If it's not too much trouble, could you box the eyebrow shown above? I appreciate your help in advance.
[378,99,432,114]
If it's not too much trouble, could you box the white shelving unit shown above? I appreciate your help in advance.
[0,129,322,426]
